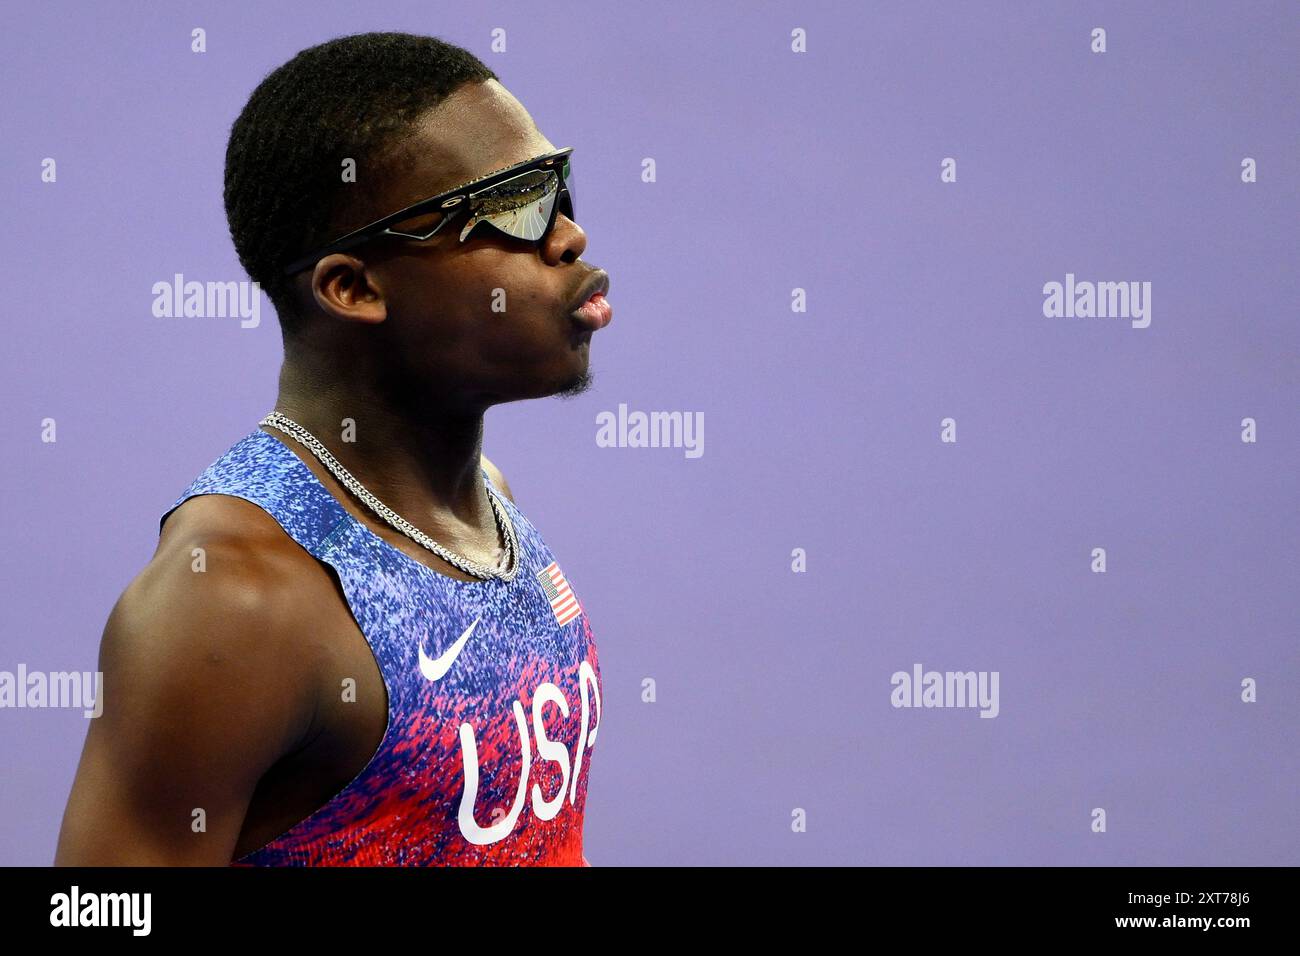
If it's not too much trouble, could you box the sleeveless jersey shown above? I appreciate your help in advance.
[157,428,602,866]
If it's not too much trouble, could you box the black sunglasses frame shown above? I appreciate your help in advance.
[282,146,576,276]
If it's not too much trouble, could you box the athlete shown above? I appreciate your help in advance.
[54,32,608,866]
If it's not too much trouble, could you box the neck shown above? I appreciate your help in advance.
[268,349,493,532]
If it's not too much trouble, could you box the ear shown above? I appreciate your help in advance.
[307,255,388,325]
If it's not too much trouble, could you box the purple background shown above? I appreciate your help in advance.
[2,1,1296,865]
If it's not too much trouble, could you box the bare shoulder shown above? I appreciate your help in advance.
[479,453,515,503]
[141,494,343,700]
[109,493,328,746]
[149,493,337,640]
[54,494,331,865]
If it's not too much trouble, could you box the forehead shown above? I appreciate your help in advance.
[384,79,557,204]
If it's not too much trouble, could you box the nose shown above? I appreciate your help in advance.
[542,211,587,265]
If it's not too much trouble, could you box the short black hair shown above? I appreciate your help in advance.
[223,32,499,336]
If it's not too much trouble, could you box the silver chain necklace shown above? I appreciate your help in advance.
[259,410,519,582]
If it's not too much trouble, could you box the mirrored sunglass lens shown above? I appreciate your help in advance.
[461,169,558,242]
[560,158,575,218]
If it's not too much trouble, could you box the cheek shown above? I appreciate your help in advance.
[393,249,557,343]
[471,273,556,332]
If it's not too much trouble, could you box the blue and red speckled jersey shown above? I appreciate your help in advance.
[158,428,602,866]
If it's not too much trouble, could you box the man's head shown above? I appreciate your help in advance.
[224,32,607,412]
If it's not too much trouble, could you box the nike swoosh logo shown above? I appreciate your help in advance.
[418,615,481,682]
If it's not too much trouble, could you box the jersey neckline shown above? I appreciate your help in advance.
[250,426,517,590]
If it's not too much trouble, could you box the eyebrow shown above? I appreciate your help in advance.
[455,151,555,191]
[393,148,561,221]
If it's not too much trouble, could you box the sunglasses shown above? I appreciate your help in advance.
[282,146,576,276]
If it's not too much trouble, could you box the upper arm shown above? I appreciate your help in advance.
[54,519,319,866]
[480,453,515,503]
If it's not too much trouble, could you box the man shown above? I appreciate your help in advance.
[54,32,609,866]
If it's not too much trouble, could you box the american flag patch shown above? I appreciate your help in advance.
[536,560,582,627]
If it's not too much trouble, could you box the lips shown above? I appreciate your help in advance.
[567,270,613,331]
[572,292,612,331]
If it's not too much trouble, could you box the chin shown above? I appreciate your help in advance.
[551,366,594,400]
